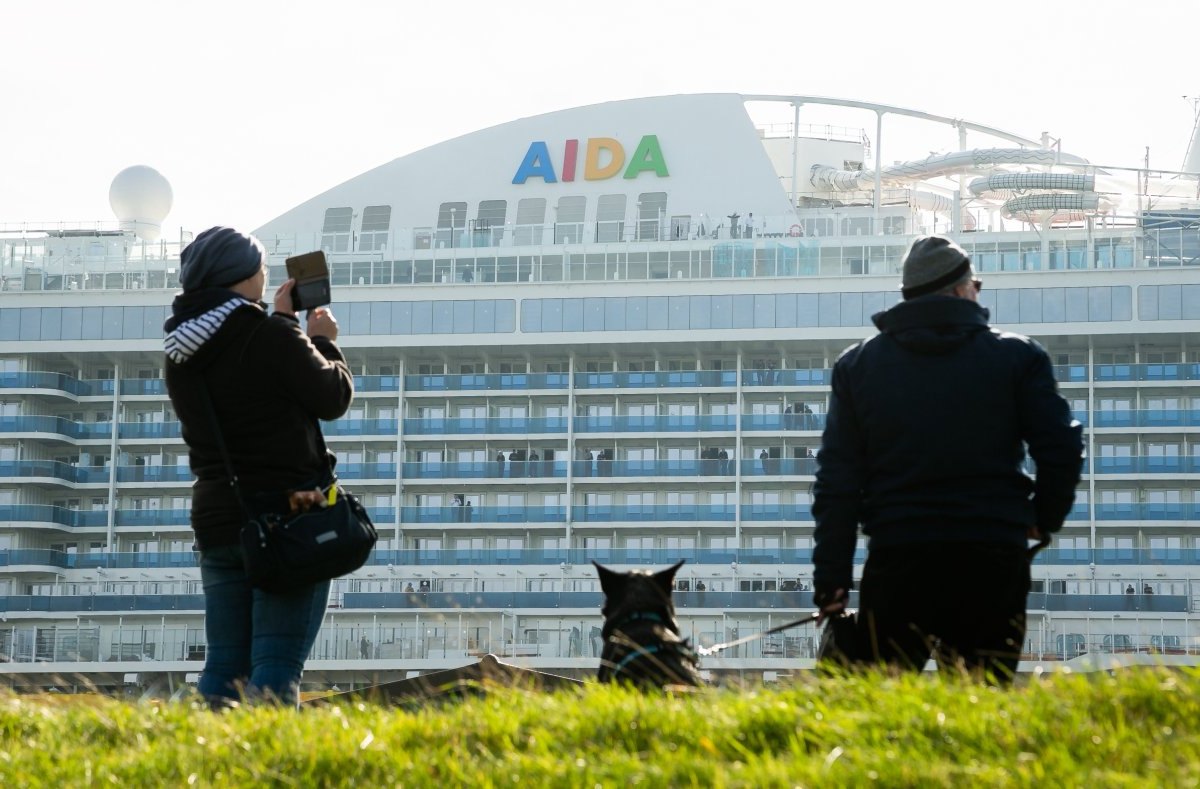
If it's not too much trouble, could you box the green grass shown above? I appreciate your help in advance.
[1,668,1198,787]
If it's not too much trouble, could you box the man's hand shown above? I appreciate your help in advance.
[307,307,339,341]
[814,587,848,625]
[273,279,297,318]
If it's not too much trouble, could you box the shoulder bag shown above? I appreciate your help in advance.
[198,384,377,593]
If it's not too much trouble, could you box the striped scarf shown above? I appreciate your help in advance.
[164,297,250,364]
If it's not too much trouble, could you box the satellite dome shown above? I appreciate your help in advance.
[109,165,173,241]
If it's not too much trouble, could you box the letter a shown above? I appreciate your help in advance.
[623,135,669,179]
[513,142,558,184]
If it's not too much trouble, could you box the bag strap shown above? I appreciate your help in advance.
[196,380,254,521]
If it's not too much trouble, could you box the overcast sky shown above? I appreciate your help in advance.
[3,0,1198,236]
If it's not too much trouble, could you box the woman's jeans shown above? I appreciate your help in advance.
[198,543,330,707]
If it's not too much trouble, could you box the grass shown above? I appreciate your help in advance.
[0,668,1198,787]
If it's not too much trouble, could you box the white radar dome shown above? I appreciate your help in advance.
[109,165,173,241]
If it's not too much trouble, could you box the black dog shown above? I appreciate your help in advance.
[593,560,703,688]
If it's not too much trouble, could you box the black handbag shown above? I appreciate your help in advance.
[199,385,377,593]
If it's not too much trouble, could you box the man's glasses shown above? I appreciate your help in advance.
[971,278,983,293]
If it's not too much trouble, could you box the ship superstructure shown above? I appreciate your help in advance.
[2,94,1199,692]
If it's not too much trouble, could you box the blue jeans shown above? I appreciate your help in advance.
[198,543,330,707]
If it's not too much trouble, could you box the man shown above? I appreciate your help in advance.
[812,235,1083,682]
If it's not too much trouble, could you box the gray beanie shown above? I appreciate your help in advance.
[179,226,266,292]
[900,235,971,300]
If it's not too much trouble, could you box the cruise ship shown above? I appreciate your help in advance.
[2,93,1199,694]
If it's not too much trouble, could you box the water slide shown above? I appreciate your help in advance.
[810,148,1098,226]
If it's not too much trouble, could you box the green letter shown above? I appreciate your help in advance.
[623,135,669,179]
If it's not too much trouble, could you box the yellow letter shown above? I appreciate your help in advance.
[584,138,625,180]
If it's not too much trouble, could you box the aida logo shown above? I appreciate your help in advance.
[512,135,669,184]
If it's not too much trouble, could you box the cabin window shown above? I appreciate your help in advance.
[636,192,667,241]
[436,202,468,248]
[514,198,547,246]
[554,196,586,244]
[595,194,626,242]
[359,205,391,251]
[321,207,353,252]
[475,200,507,246]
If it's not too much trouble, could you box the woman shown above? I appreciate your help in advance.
[164,227,353,707]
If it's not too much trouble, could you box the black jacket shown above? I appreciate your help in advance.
[812,296,1083,595]
[164,289,354,549]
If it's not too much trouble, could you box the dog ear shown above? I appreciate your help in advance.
[592,560,624,597]
[653,560,686,594]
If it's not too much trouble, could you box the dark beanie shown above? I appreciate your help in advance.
[179,226,266,292]
[900,235,971,300]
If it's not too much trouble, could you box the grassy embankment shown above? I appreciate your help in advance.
[1,667,1198,786]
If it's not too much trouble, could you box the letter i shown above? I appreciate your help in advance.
[562,139,579,182]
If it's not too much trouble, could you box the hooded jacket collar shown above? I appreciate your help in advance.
[871,296,991,355]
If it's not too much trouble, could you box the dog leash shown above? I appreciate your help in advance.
[697,611,823,657]
[698,535,1054,658]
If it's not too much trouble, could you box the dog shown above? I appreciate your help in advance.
[593,559,703,688]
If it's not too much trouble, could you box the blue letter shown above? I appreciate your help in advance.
[513,141,558,184]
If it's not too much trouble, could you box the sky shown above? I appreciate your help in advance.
[3,0,1199,237]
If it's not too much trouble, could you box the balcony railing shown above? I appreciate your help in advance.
[403,417,567,435]
[406,373,569,392]
[4,546,1199,572]
[0,416,111,439]
[1092,456,1200,474]
[403,460,568,479]
[118,422,182,439]
[1,362,1199,405]
[321,418,399,437]
[0,460,109,483]
[573,371,736,389]
[113,465,193,483]
[572,504,737,522]
[1092,409,1200,428]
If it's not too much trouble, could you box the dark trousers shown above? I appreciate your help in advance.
[854,541,1030,683]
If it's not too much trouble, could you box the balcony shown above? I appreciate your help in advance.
[119,379,168,396]
[1092,409,1200,428]
[0,460,109,484]
[118,422,182,439]
[403,417,567,435]
[576,415,736,432]
[0,504,108,528]
[741,414,826,431]
[404,460,568,479]
[1092,456,1200,474]
[114,465,193,483]
[353,375,402,393]
[334,462,399,481]
[1092,363,1200,382]
[321,418,399,437]
[572,504,736,523]
[0,550,198,569]
[406,373,569,392]
[0,594,204,613]
[0,415,111,440]
[399,505,567,524]
[741,369,831,387]
[739,458,819,476]
[0,371,97,396]
[574,371,736,389]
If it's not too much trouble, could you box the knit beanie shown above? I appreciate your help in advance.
[179,226,266,292]
[900,235,971,300]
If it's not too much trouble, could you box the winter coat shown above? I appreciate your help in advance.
[812,296,1083,594]
[164,289,353,549]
